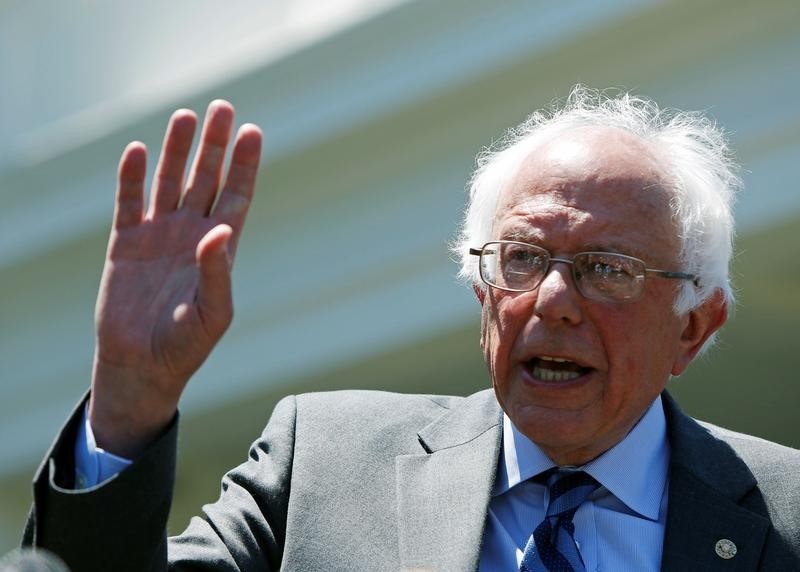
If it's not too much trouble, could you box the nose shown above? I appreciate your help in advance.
[533,262,582,324]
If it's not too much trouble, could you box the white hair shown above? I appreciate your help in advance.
[453,85,741,316]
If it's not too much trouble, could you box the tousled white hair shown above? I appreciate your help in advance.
[453,85,740,317]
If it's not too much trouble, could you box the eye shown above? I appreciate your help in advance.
[505,245,546,267]
[591,260,632,279]
[579,253,644,286]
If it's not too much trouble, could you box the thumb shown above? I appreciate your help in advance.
[196,224,234,337]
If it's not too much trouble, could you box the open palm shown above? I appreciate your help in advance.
[90,101,262,456]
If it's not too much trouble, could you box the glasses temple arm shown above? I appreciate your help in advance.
[469,247,497,256]
[646,269,700,286]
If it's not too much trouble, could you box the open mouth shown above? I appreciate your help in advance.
[527,355,593,382]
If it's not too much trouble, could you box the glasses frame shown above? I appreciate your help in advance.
[469,240,699,302]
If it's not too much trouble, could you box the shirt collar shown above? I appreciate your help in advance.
[494,395,669,521]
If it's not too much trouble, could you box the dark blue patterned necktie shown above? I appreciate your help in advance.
[519,468,600,572]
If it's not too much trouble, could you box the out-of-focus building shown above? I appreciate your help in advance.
[1,0,798,552]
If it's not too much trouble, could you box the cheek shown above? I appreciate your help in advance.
[616,326,641,372]
[481,298,516,375]
[601,306,680,383]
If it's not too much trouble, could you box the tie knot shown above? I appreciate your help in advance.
[541,468,600,521]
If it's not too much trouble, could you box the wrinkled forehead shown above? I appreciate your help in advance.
[497,126,674,225]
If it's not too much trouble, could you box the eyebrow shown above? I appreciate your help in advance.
[498,226,543,243]
[496,229,645,260]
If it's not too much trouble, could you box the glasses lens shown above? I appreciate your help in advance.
[481,242,548,291]
[574,253,646,301]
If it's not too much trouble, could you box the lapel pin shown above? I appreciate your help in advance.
[715,538,737,559]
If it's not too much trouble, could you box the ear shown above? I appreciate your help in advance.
[473,283,489,351]
[473,283,486,305]
[671,290,728,376]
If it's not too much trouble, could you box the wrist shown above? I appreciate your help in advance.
[89,359,179,458]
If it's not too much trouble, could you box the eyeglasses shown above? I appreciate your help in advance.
[469,241,698,302]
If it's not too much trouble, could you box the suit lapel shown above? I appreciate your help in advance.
[396,390,502,572]
[660,392,770,571]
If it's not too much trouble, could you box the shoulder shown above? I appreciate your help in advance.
[265,388,498,429]
[700,421,800,461]
[663,391,799,479]
[288,389,472,433]
[699,420,800,489]
[278,389,498,455]
[295,389,467,412]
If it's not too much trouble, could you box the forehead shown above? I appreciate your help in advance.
[495,126,678,257]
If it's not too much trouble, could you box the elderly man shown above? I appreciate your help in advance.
[25,88,799,571]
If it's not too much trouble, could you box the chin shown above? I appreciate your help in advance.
[508,400,597,448]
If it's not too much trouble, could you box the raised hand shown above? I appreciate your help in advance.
[88,101,262,457]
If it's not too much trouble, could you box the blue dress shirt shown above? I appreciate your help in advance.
[74,403,132,489]
[479,396,670,571]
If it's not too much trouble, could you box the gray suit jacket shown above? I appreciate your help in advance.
[24,389,800,571]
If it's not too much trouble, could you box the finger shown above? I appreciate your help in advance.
[212,123,262,257]
[149,109,197,217]
[114,142,146,229]
[182,100,234,214]
[195,224,234,339]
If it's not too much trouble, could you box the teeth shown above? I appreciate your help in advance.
[533,366,582,382]
[539,355,570,363]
